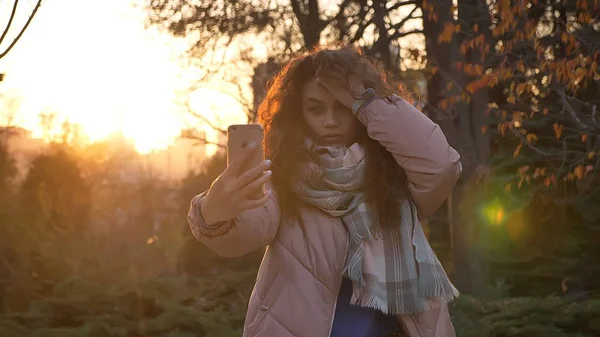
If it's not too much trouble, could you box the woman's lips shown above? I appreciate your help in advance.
[319,135,344,144]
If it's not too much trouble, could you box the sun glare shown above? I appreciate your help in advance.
[1,0,423,156]
[0,0,240,155]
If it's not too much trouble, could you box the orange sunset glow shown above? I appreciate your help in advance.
[0,0,248,155]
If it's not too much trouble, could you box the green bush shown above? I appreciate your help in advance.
[451,296,600,337]
[0,270,257,337]
[2,268,599,337]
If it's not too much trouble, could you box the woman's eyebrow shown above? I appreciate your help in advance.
[305,97,323,105]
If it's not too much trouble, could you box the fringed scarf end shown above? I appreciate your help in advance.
[417,276,460,304]
[350,291,453,316]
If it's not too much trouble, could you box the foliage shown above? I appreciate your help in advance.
[451,295,600,337]
[17,144,91,232]
[440,0,600,218]
[415,0,600,294]
[146,0,427,131]
[0,270,257,337]
[147,0,424,68]
[0,141,188,310]
[1,269,599,337]
[482,0,599,295]
[0,140,16,193]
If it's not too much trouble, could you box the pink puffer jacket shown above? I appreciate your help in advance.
[188,95,462,337]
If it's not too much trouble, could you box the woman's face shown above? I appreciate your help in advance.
[301,78,359,146]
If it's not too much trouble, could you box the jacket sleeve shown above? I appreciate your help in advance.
[356,94,462,220]
[186,183,280,258]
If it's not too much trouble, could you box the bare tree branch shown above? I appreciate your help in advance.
[387,0,418,12]
[389,28,424,41]
[389,5,420,33]
[180,128,226,149]
[181,99,227,135]
[349,0,370,44]
[0,0,19,46]
[557,89,599,131]
[0,0,43,59]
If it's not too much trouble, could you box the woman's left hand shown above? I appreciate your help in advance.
[315,72,366,110]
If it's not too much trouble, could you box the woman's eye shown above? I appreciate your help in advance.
[308,107,323,114]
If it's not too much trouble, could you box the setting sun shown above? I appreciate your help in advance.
[0,0,247,155]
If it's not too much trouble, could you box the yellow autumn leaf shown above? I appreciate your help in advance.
[561,32,568,43]
[553,123,564,139]
[517,165,530,177]
[438,22,456,43]
[518,176,525,189]
[513,111,523,122]
[481,125,488,134]
[574,165,585,180]
[582,134,588,142]
[526,133,538,144]
[513,143,523,157]
[499,123,507,136]
[589,152,596,160]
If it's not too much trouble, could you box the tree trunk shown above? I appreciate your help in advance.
[290,0,323,50]
[371,0,393,69]
[457,0,494,296]
[422,0,492,294]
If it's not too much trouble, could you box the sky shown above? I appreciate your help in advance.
[0,0,247,154]
[0,0,424,155]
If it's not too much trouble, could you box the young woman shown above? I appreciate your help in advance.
[188,46,461,337]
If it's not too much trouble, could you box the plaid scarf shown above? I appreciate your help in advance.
[293,140,459,315]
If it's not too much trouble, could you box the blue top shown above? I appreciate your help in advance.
[330,278,400,337]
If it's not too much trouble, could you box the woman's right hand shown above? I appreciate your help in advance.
[200,143,272,226]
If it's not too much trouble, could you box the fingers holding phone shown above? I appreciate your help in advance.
[200,124,272,225]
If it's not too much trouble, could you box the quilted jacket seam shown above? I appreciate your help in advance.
[273,238,333,295]
[267,311,300,337]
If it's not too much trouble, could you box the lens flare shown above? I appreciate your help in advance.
[481,200,506,226]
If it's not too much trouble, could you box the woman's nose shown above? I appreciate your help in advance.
[323,110,340,128]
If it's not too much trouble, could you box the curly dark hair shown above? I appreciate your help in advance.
[257,45,409,232]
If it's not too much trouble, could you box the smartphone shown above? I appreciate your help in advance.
[227,124,265,199]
